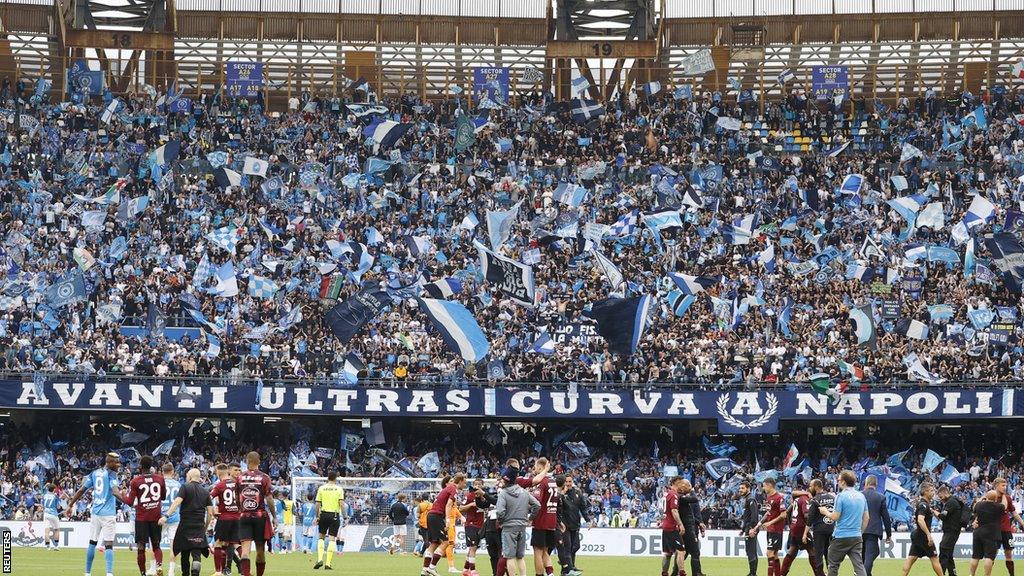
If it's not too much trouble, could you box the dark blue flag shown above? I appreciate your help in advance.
[325,287,390,343]
[583,295,655,356]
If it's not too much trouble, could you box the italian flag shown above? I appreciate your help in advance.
[319,274,344,299]
[837,359,863,382]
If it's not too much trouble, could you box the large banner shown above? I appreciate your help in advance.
[2,381,1017,432]
[680,49,716,76]
[7,521,1022,560]
[225,61,264,98]
[473,67,510,106]
[811,65,849,102]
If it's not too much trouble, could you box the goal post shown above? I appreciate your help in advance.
[291,476,499,554]
[291,476,442,554]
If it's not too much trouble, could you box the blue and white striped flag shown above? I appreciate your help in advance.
[152,439,175,456]
[553,183,589,207]
[417,298,490,362]
[571,75,591,97]
[777,69,796,84]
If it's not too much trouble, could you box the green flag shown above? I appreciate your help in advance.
[809,372,831,395]
[454,114,475,152]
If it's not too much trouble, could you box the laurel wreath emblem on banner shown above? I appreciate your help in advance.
[716,393,779,429]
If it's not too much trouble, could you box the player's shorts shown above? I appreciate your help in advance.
[426,512,446,543]
[303,524,316,537]
[418,526,428,541]
[163,522,178,547]
[238,515,268,544]
[765,532,783,552]
[662,530,684,554]
[318,512,341,537]
[43,513,59,531]
[973,537,1000,560]
[909,540,937,558]
[447,523,457,543]
[465,526,483,548]
[214,519,240,543]
[134,520,162,544]
[530,528,558,550]
[279,522,293,539]
[1002,531,1014,551]
[787,528,808,551]
[89,515,117,543]
[393,524,408,537]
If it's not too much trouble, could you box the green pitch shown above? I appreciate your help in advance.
[5,548,980,576]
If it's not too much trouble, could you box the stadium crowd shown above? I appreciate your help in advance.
[2,417,1023,531]
[0,75,1022,386]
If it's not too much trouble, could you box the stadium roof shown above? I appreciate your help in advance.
[165,0,1011,17]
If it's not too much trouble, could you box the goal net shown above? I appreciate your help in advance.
[291,476,442,554]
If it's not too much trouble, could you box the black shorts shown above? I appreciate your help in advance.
[662,530,683,554]
[465,526,483,548]
[134,520,162,545]
[214,519,240,543]
[426,512,446,544]
[766,532,783,552]
[237,515,267,544]
[909,540,936,558]
[418,526,428,540]
[1002,531,1014,551]
[973,537,1000,561]
[318,512,341,537]
[530,528,558,550]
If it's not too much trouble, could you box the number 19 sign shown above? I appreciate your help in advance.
[811,65,848,102]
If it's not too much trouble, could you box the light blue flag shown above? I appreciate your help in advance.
[152,439,175,456]
[417,297,490,362]
[840,174,864,194]
[961,105,987,129]
[922,449,945,471]
[486,201,521,250]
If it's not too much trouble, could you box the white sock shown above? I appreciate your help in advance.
[168,561,175,576]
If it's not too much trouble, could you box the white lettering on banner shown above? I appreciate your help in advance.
[732,392,764,415]
[326,389,358,411]
[16,382,49,406]
[667,393,699,415]
[293,387,323,411]
[511,391,541,413]
[445,390,470,412]
[90,383,122,407]
[588,393,622,415]
[906,392,939,414]
[128,385,162,408]
[407,390,439,413]
[870,393,902,415]
[550,392,578,414]
[259,387,285,410]
[634,392,662,415]
[795,393,828,415]
[833,394,865,415]
[975,391,993,414]
[366,390,400,412]
[175,385,201,409]
[53,383,85,405]
[208,387,228,410]
[943,392,971,415]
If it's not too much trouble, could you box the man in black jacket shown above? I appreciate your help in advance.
[738,481,760,576]
[476,483,500,576]
[935,485,963,576]
[678,479,706,576]
[556,475,589,576]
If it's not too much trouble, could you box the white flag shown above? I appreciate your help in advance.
[243,156,269,177]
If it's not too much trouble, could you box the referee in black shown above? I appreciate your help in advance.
[936,485,963,576]
[738,481,760,576]
[160,468,215,576]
